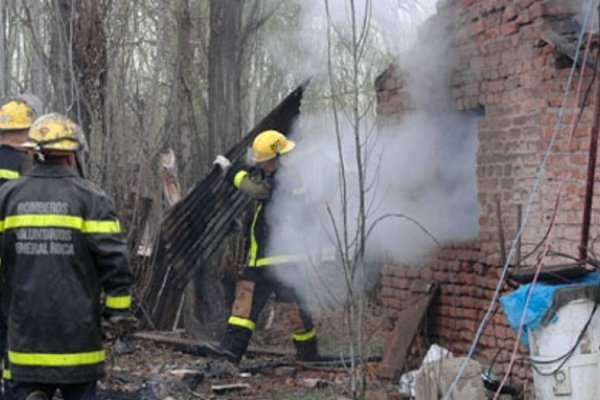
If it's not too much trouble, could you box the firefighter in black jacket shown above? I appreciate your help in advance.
[0,113,133,400]
[0,100,35,186]
[0,99,36,396]
[212,130,320,363]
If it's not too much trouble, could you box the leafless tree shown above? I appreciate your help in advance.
[321,0,430,397]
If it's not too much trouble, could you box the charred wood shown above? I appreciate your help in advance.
[142,82,307,330]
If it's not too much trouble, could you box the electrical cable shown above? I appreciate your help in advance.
[528,292,599,376]
[442,2,597,398]
[510,288,600,376]
[515,30,597,267]
[492,11,598,398]
[482,350,522,397]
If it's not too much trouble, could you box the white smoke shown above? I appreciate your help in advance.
[265,112,479,302]
[576,0,599,31]
[259,0,481,308]
[262,0,436,84]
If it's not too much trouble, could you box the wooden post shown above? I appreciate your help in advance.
[580,12,600,261]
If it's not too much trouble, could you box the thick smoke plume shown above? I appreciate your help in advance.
[260,0,480,308]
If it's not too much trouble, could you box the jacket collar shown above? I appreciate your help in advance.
[26,162,77,178]
[0,144,21,152]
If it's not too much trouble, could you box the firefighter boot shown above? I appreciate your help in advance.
[212,326,252,363]
[202,341,241,364]
[294,337,321,362]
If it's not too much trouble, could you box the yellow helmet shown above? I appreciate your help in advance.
[252,130,295,162]
[21,113,83,153]
[0,100,36,130]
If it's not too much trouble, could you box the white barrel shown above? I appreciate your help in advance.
[528,298,600,399]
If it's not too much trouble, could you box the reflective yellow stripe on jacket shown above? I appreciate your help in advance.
[254,255,308,267]
[0,169,20,180]
[0,214,121,234]
[233,170,248,188]
[105,295,132,310]
[247,204,262,267]
[9,350,105,367]
[247,205,307,267]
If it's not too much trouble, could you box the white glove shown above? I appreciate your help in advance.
[213,155,232,171]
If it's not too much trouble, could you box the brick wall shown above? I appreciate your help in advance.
[378,0,598,382]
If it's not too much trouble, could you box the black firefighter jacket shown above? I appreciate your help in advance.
[0,162,133,384]
[0,145,31,186]
[226,164,307,267]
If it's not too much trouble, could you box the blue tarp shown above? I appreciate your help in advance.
[500,272,600,347]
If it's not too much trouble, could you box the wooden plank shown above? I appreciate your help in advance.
[377,281,438,381]
[541,30,595,70]
[510,262,591,284]
[211,383,251,394]
[132,331,294,357]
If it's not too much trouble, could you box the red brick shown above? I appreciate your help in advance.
[503,4,518,22]
[375,1,579,389]
[470,19,485,36]
[518,0,535,8]
[419,267,433,279]
[516,9,532,25]
[376,90,389,104]
[382,298,402,311]
[541,1,575,17]
[574,126,592,138]
[502,21,520,36]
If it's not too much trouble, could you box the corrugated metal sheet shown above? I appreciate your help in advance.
[143,83,306,329]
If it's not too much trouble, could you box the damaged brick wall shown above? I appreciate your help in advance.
[378,0,598,382]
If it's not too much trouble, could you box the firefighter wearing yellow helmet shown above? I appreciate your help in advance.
[21,112,84,154]
[0,99,36,184]
[251,129,296,162]
[0,99,37,392]
[0,113,133,399]
[211,129,320,363]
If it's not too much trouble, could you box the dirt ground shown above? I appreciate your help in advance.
[99,302,399,400]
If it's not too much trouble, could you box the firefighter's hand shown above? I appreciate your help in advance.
[213,155,232,173]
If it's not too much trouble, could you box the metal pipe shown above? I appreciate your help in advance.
[516,204,522,266]
[580,6,600,261]
[495,193,507,265]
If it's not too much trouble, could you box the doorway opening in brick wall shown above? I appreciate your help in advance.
[430,106,483,246]
[370,107,483,264]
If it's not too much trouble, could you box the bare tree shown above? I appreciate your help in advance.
[24,0,45,99]
[0,0,6,98]
[186,0,287,340]
[162,0,201,189]
[208,0,243,154]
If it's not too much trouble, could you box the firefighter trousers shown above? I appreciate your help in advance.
[9,380,96,400]
[219,265,318,361]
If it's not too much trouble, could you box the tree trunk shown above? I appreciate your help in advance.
[182,0,245,341]
[208,0,243,154]
[163,0,198,190]
[0,0,6,98]
[48,1,69,114]
[26,0,45,100]
[50,0,109,181]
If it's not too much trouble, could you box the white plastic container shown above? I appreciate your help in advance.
[528,297,600,399]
